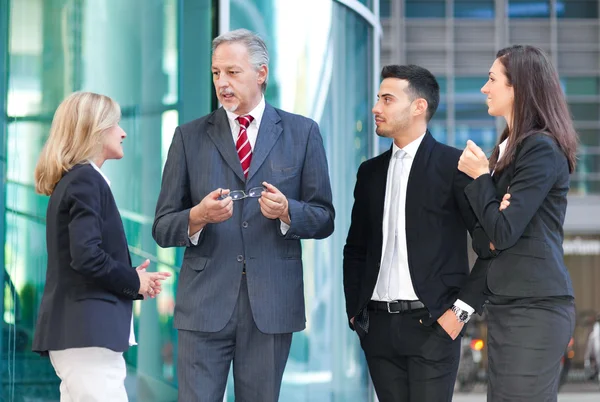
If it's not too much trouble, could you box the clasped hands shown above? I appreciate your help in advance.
[189,181,290,231]
[136,259,171,299]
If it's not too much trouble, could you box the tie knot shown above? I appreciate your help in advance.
[394,149,407,160]
[237,115,254,129]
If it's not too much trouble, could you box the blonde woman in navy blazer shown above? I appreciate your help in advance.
[32,92,170,401]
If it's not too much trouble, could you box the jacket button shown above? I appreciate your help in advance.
[237,255,244,262]
[242,221,248,228]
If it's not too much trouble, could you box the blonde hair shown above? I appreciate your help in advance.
[34,92,121,195]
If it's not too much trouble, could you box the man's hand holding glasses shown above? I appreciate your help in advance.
[258,182,290,225]
[188,188,234,235]
[189,182,290,235]
[218,181,290,224]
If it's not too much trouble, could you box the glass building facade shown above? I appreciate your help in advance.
[0,0,380,400]
[382,0,600,195]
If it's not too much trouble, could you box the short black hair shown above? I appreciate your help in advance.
[381,64,440,121]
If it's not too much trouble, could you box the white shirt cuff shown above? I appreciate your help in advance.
[454,299,475,315]
[188,227,202,245]
[280,221,290,235]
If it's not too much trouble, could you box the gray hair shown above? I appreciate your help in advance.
[212,29,270,93]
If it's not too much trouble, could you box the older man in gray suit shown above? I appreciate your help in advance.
[152,29,334,402]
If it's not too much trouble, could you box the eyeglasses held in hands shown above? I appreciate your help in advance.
[219,186,266,201]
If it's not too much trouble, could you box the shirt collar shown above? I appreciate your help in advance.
[88,160,111,186]
[225,96,266,129]
[392,132,426,159]
[498,138,509,160]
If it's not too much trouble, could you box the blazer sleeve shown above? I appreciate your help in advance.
[281,120,335,240]
[464,135,559,251]
[456,256,490,315]
[452,162,496,314]
[67,174,140,299]
[343,163,368,322]
[452,167,496,259]
[152,127,198,248]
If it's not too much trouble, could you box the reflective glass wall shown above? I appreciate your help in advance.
[2,0,213,400]
[1,0,378,400]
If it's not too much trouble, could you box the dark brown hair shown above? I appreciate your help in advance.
[381,64,440,122]
[489,45,578,173]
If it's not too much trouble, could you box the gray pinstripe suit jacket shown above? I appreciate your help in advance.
[152,104,334,334]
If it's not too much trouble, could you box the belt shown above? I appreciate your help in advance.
[368,300,426,314]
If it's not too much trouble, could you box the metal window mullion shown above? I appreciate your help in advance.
[397,0,406,65]
[494,0,507,136]
[550,0,559,70]
[372,0,382,157]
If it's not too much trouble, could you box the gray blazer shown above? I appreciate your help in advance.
[152,104,334,334]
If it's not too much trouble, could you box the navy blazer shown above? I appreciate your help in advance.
[343,132,492,326]
[32,164,141,355]
[152,104,334,334]
[465,133,574,298]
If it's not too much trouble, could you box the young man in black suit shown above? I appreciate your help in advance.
[343,65,492,402]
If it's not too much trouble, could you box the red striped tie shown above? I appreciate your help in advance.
[236,115,254,178]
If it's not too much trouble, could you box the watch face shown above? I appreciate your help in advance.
[460,311,468,321]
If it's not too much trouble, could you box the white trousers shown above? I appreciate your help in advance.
[49,347,128,402]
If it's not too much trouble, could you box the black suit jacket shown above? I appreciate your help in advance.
[32,164,142,355]
[343,132,493,327]
[464,133,574,298]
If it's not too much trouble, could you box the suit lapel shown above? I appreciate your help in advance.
[247,104,283,181]
[206,108,246,182]
[372,149,392,246]
[405,131,436,230]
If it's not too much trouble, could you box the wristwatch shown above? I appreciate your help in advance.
[451,305,471,323]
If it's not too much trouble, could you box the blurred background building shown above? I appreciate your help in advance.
[0,0,599,401]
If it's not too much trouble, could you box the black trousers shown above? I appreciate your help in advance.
[360,307,461,402]
[486,295,575,402]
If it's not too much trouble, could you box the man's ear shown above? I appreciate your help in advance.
[257,65,268,86]
[412,98,428,118]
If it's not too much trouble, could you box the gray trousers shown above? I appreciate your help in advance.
[486,295,575,402]
[177,275,293,402]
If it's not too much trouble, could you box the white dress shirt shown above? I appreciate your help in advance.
[491,138,509,177]
[372,134,425,301]
[498,138,508,161]
[224,96,266,151]
[189,97,289,245]
[89,161,137,347]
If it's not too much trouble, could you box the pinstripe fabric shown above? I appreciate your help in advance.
[177,276,292,402]
[153,103,334,400]
[153,104,334,334]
